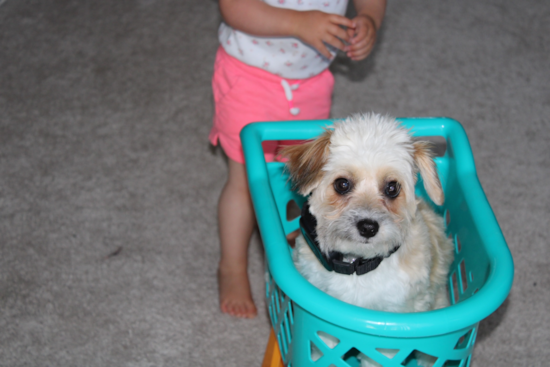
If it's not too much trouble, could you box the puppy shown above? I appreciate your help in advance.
[282,114,454,365]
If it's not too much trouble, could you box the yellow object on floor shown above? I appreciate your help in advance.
[262,329,284,367]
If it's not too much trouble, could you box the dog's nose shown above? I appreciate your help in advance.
[357,219,379,239]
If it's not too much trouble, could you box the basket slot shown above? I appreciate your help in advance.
[283,309,293,348]
[341,348,363,366]
[454,328,476,350]
[342,347,417,367]
[267,289,278,329]
[344,348,383,367]
[287,300,295,325]
[277,332,288,359]
[449,238,470,304]
[375,348,400,358]
[309,330,372,366]
[274,288,281,314]
[275,314,292,359]
[449,259,474,304]
[267,162,306,235]
[442,359,469,367]
[459,260,468,293]
[317,331,340,349]
[401,350,438,367]
[266,270,294,365]
[412,135,447,157]
[309,341,323,362]
[286,199,301,221]
[450,272,459,305]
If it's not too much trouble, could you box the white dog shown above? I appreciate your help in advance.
[282,114,454,366]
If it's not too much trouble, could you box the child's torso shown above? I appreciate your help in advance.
[219,0,349,79]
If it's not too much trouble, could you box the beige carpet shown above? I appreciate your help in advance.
[0,0,548,365]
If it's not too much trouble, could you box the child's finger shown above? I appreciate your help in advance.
[325,33,348,53]
[348,42,375,61]
[349,36,373,52]
[327,22,351,44]
[329,14,355,29]
[349,15,375,44]
[314,41,334,59]
[347,35,375,58]
[351,25,371,44]
[347,26,355,40]
[348,49,370,61]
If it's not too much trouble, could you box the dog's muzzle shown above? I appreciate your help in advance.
[299,202,399,276]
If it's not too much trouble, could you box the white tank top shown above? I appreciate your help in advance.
[219,0,349,79]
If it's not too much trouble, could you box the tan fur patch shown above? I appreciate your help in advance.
[413,141,444,206]
[374,168,408,219]
[280,129,333,194]
[385,186,407,218]
[324,177,355,220]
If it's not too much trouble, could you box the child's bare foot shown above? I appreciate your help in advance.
[218,264,257,318]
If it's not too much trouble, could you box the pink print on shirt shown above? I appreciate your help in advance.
[218,0,349,79]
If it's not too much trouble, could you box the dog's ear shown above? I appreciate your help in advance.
[280,129,332,195]
[413,141,444,206]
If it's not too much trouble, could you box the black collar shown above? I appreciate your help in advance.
[299,202,400,276]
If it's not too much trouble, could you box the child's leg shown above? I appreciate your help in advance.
[217,157,257,318]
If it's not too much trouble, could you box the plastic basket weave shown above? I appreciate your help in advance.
[241,117,514,367]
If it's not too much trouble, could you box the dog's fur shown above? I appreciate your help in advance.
[282,114,454,365]
[283,114,454,313]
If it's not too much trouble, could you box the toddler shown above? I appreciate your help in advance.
[211,0,386,318]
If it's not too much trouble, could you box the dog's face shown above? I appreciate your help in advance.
[283,114,444,259]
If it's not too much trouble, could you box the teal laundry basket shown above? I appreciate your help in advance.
[241,117,514,367]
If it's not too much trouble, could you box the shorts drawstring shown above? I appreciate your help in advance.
[281,79,300,116]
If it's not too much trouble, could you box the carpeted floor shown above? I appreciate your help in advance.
[0,0,548,366]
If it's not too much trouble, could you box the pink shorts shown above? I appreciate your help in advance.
[209,46,334,164]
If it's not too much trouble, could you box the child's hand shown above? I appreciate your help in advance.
[346,14,377,61]
[293,11,355,60]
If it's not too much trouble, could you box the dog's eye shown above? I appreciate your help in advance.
[385,181,401,198]
[334,178,352,195]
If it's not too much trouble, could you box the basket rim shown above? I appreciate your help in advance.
[242,116,514,338]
